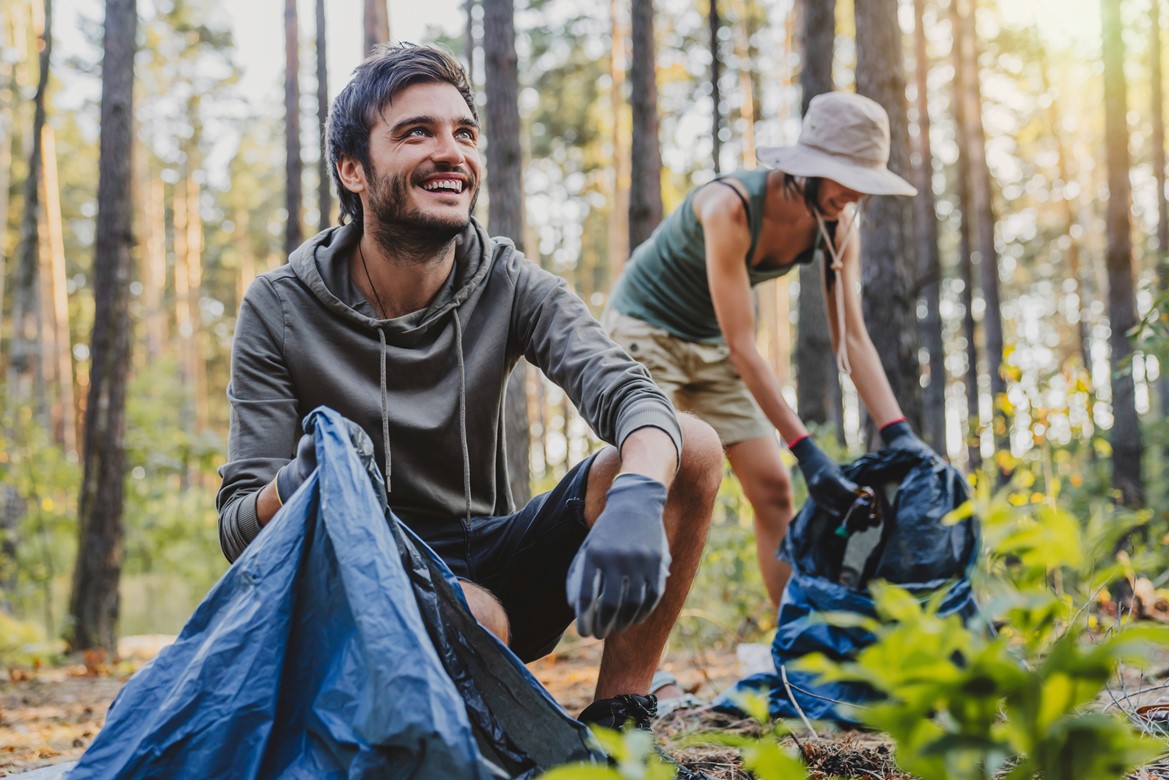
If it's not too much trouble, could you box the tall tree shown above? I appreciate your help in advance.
[1101,0,1144,507]
[465,0,477,84]
[364,0,390,55]
[795,0,843,439]
[950,0,981,469]
[284,0,303,256]
[955,0,1006,455]
[855,0,921,442]
[38,127,76,453]
[911,0,946,455]
[709,0,722,174]
[316,0,331,232]
[8,0,52,412]
[1151,0,1169,436]
[628,0,663,249]
[483,0,531,506]
[69,0,137,654]
[0,9,16,346]
[608,0,630,275]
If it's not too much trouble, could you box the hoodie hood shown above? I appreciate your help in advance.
[288,218,503,343]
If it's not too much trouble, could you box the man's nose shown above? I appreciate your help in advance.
[432,132,465,164]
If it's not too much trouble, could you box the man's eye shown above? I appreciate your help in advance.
[407,127,428,137]
[456,129,476,141]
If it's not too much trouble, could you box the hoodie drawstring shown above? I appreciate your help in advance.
[452,312,472,524]
[815,204,863,376]
[373,313,472,525]
[377,327,392,493]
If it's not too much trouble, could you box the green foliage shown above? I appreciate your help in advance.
[800,466,1169,780]
[538,727,675,780]
[681,693,806,780]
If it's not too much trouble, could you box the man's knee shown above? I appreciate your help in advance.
[460,581,511,645]
[675,414,723,498]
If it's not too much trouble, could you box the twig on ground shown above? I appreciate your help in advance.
[781,664,817,741]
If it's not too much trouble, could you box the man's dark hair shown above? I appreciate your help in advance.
[326,43,476,225]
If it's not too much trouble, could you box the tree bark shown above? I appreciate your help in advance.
[284,0,303,256]
[8,0,52,414]
[1150,0,1169,439]
[0,15,16,364]
[855,0,921,446]
[608,0,630,276]
[69,0,137,655]
[795,0,842,437]
[911,0,945,456]
[465,0,477,85]
[709,0,722,174]
[316,0,331,232]
[38,126,76,454]
[956,0,1006,455]
[1101,0,1144,507]
[483,0,531,506]
[364,0,390,55]
[950,0,981,470]
[629,0,663,249]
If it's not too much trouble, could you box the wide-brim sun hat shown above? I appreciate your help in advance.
[757,92,918,197]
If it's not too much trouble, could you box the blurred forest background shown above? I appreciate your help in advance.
[1,0,1168,658]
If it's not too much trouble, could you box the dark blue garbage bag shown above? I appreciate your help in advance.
[714,448,980,724]
[69,406,604,779]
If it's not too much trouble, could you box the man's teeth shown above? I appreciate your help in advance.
[423,180,463,192]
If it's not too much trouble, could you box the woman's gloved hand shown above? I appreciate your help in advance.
[879,418,939,462]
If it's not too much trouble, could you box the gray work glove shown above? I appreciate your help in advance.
[880,419,939,463]
[566,474,671,639]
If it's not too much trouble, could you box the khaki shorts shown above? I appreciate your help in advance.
[603,310,771,446]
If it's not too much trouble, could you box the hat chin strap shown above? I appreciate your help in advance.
[814,204,863,376]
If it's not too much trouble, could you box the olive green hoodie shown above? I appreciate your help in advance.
[217,219,680,562]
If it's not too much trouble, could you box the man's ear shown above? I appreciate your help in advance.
[336,157,367,195]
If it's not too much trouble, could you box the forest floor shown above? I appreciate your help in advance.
[2,634,1168,779]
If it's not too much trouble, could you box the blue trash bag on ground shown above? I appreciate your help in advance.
[713,448,980,724]
[68,406,604,779]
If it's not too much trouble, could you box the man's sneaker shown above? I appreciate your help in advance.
[577,693,658,731]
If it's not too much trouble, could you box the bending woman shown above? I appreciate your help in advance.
[605,92,937,606]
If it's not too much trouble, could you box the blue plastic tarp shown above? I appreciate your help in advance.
[714,448,980,723]
[68,407,603,779]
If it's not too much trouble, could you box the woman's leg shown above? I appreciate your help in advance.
[725,435,795,608]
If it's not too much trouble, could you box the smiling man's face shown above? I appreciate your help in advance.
[362,80,481,239]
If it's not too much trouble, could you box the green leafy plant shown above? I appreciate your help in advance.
[537,727,676,780]
[800,470,1169,780]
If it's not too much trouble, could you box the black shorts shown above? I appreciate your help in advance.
[412,454,597,663]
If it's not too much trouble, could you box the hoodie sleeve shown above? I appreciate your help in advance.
[508,254,682,462]
[216,276,301,562]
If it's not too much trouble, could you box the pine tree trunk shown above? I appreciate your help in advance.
[950,0,981,470]
[285,0,303,256]
[8,0,52,413]
[0,19,15,362]
[39,126,76,454]
[316,0,331,232]
[1101,0,1144,507]
[795,0,842,436]
[465,0,477,84]
[629,0,663,249]
[140,172,167,364]
[1150,0,1169,442]
[364,0,390,55]
[483,0,531,506]
[855,0,921,446]
[957,0,1006,455]
[709,0,722,174]
[733,0,758,167]
[608,0,630,276]
[911,0,945,456]
[69,0,137,655]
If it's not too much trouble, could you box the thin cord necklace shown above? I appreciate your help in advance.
[358,242,388,318]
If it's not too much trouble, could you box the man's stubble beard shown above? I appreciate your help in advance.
[366,165,479,264]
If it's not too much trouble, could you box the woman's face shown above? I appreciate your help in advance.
[817,180,865,220]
